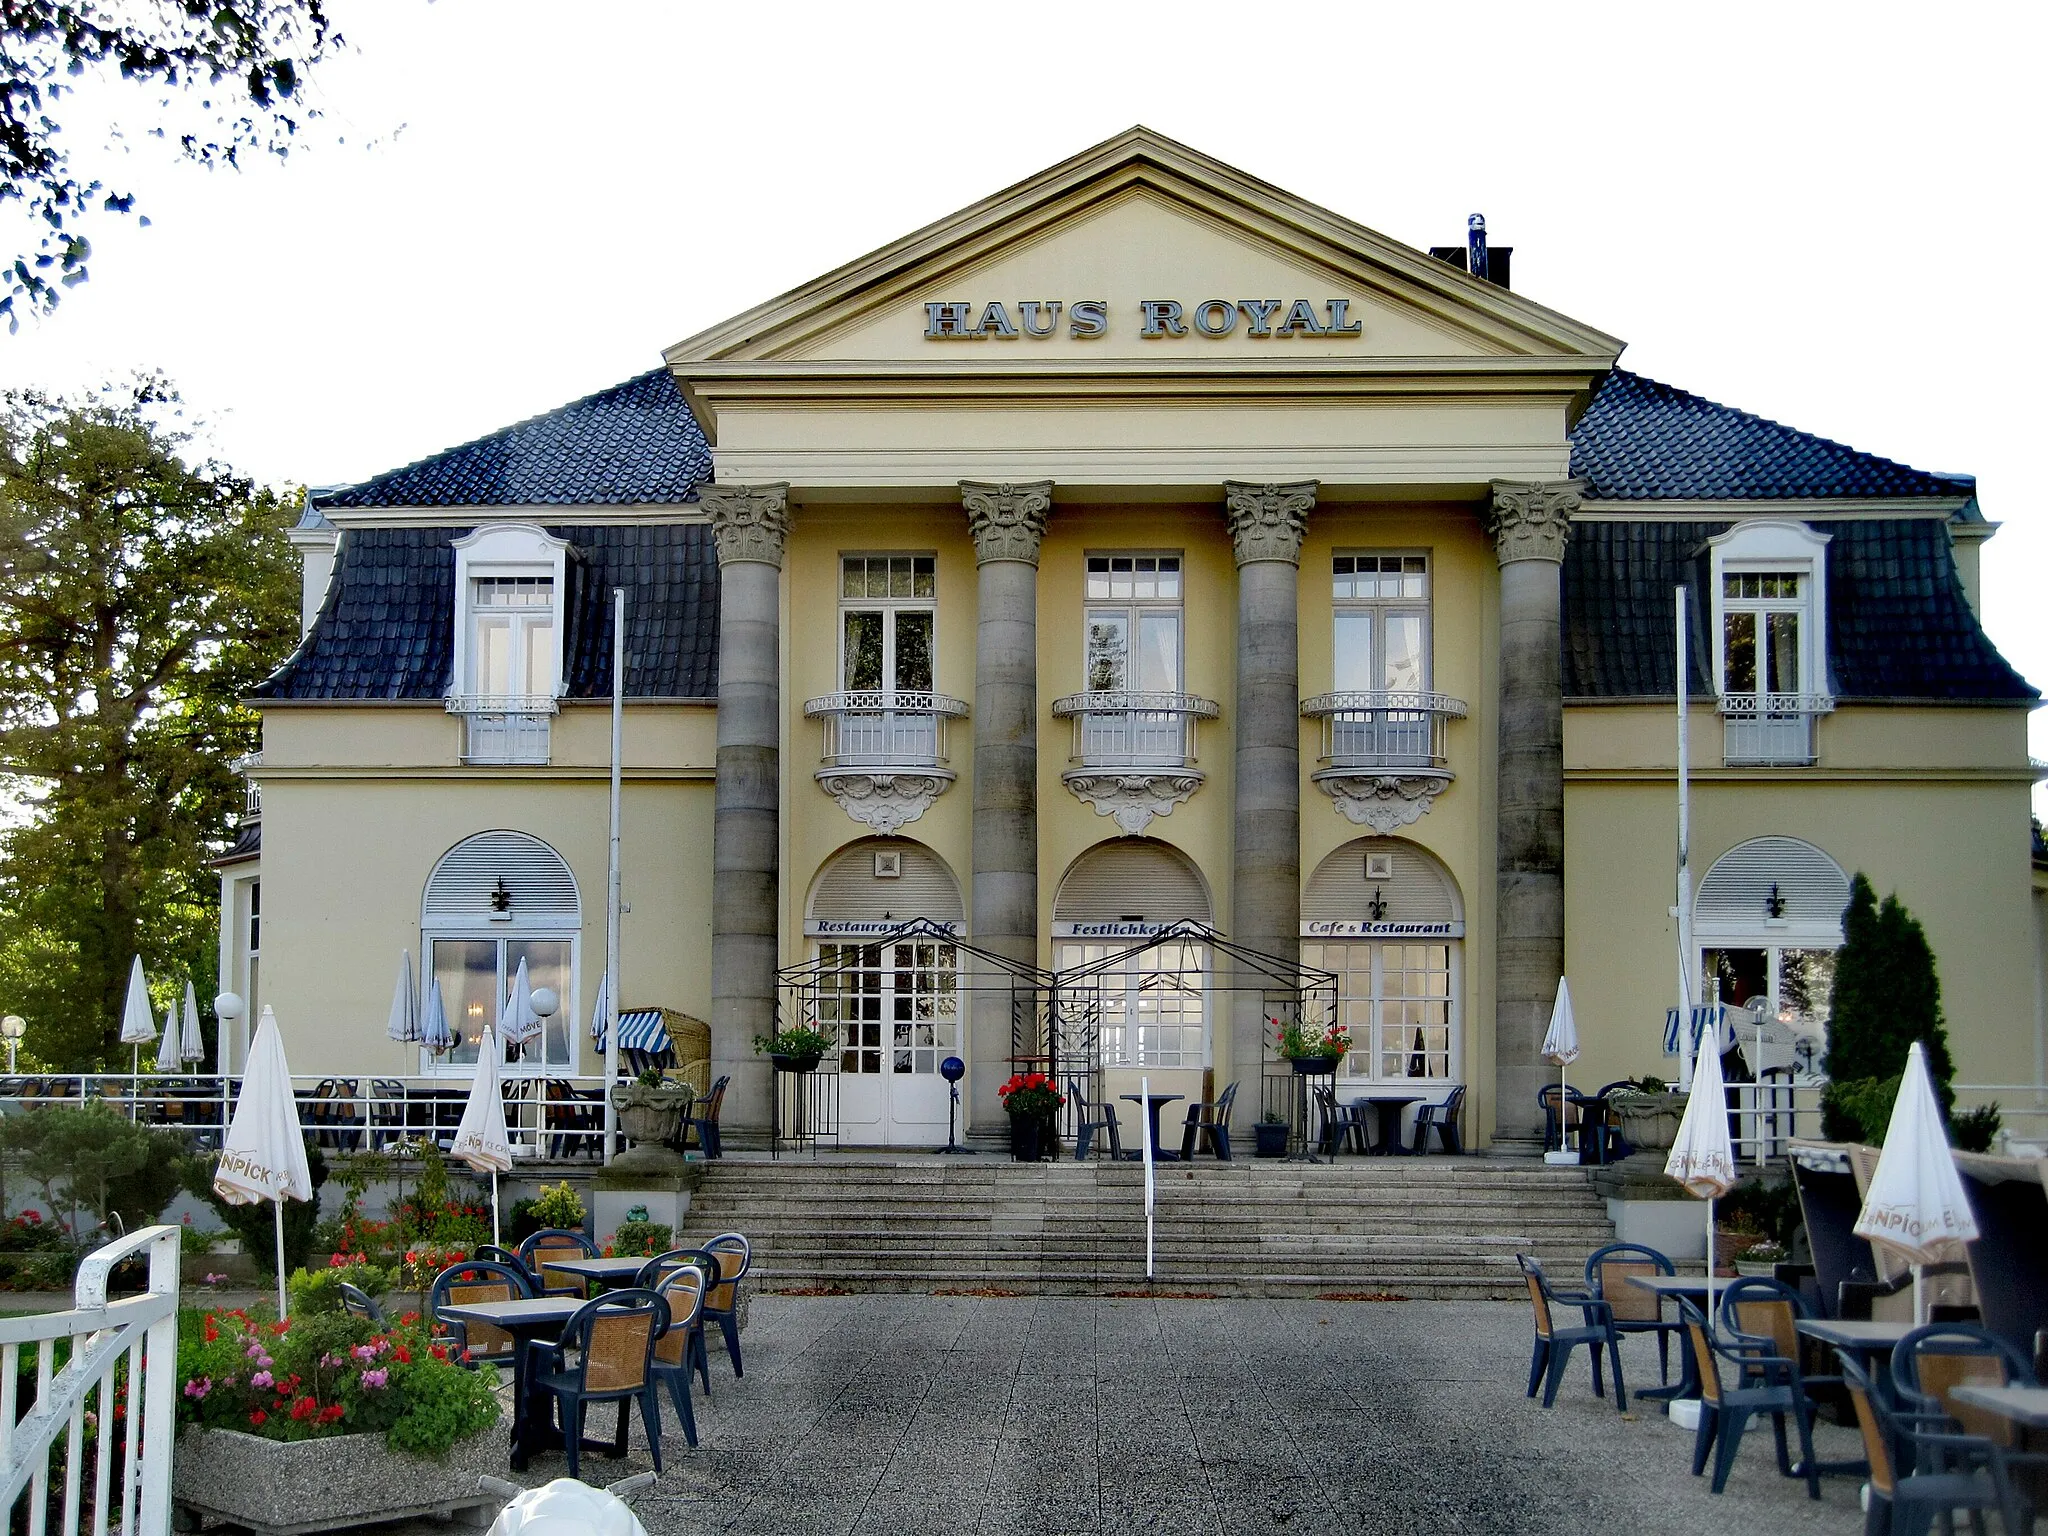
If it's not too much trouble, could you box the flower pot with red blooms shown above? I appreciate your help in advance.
[1275,1016,1352,1074]
[997,1072,1065,1162]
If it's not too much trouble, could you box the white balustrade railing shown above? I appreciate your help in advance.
[802,691,969,770]
[1050,690,1220,769]
[1718,692,1834,766]
[0,1224,180,1536]
[444,694,558,765]
[1300,690,1467,770]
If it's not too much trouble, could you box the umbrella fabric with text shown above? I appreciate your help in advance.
[1540,977,1579,1161]
[214,1006,314,1317]
[1665,1033,1739,1275]
[1853,1040,1978,1324]
[501,956,542,1056]
[451,1023,514,1248]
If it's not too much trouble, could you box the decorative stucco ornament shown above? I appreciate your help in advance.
[1223,480,1317,566]
[1313,769,1454,832]
[703,482,791,568]
[960,480,1053,565]
[1061,770,1205,836]
[1486,479,1583,566]
[814,770,953,836]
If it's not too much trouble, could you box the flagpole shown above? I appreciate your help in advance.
[1676,586,1696,1092]
[603,588,625,1167]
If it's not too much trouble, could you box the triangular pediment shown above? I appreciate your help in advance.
[666,128,1622,370]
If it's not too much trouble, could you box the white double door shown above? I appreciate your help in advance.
[816,940,959,1146]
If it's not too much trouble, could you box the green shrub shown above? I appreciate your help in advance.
[1951,1103,2001,1154]
[607,1220,672,1260]
[0,1102,188,1238]
[180,1138,329,1280]
[1822,1074,1902,1146]
[1716,1176,1802,1248]
[287,1259,396,1317]
[529,1181,584,1231]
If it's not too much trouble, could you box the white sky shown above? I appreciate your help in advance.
[3,0,2043,802]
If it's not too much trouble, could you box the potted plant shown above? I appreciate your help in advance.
[754,1024,834,1074]
[1606,1077,1685,1154]
[997,1073,1064,1162]
[528,1180,585,1233]
[1734,1239,1788,1278]
[609,1070,694,1174]
[1253,1112,1290,1159]
[1275,1016,1351,1074]
[173,1303,503,1534]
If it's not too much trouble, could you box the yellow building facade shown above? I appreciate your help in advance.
[223,130,2041,1154]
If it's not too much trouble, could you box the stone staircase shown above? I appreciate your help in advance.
[679,1156,1614,1300]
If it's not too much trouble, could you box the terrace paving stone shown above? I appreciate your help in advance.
[356,1293,1870,1535]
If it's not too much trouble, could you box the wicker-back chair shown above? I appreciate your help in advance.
[528,1290,670,1479]
[694,1233,751,1379]
[427,1259,532,1367]
[1676,1298,1819,1498]
[647,1264,708,1445]
[1891,1322,2038,1450]
[1841,1353,2029,1536]
[1583,1242,1681,1387]
[1517,1253,1624,1411]
[518,1227,596,1297]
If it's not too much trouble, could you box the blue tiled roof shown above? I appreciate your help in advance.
[1570,370,1976,502]
[251,523,718,700]
[314,370,711,509]
[1564,519,2036,701]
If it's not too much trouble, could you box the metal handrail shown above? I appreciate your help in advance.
[802,690,969,718]
[1717,692,1835,716]
[1050,690,1220,719]
[803,692,968,771]
[1299,690,1469,719]
[444,693,560,715]
[1300,691,1466,772]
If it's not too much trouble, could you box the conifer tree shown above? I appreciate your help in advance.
[1820,873,1956,1139]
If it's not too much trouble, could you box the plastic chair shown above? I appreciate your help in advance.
[1410,1085,1466,1154]
[1585,1242,1682,1386]
[1892,1322,2041,1452]
[337,1282,385,1325]
[1841,1354,2030,1536]
[370,1078,408,1149]
[1312,1085,1364,1157]
[1067,1078,1123,1162]
[693,1234,750,1379]
[1676,1297,1820,1498]
[427,1259,533,1368]
[1177,1080,1237,1161]
[528,1289,669,1480]
[1536,1083,1582,1155]
[474,1243,526,1273]
[519,1228,597,1297]
[646,1263,708,1446]
[681,1076,727,1160]
[1518,1253,1626,1411]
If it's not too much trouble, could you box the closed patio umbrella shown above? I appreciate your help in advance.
[153,999,187,1074]
[451,1023,513,1249]
[1666,1029,1738,1277]
[500,956,542,1058]
[386,951,419,1048]
[1540,977,1579,1164]
[588,970,610,1052]
[419,976,455,1055]
[180,982,206,1071]
[214,1005,314,1317]
[119,955,158,1077]
[1853,1040,1979,1324]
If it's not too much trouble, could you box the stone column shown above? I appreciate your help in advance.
[961,481,1052,1135]
[705,483,789,1142]
[1225,481,1314,1110]
[1487,478,1581,1152]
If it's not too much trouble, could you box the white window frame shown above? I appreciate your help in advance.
[448,524,570,765]
[1083,552,1185,695]
[1331,550,1433,694]
[419,931,580,1079]
[1708,521,1833,765]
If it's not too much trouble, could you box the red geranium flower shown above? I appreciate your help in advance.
[248,1410,267,1426]
[392,1344,411,1364]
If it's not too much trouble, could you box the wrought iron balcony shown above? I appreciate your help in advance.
[802,691,970,835]
[1719,693,1833,767]
[1299,691,1467,831]
[445,693,558,765]
[1049,690,1221,834]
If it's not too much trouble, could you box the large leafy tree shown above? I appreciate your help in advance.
[1,1,339,324]
[0,377,298,1066]
[1819,872,1957,1140]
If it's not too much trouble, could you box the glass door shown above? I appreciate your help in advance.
[815,940,959,1145]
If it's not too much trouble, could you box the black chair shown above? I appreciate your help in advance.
[1584,1242,1681,1386]
[519,1228,598,1297]
[1518,1254,1626,1411]
[636,1249,715,1399]
[1892,1322,2041,1450]
[1177,1080,1237,1161]
[370,1078,408,1150]
[692,1233,750,1381]
[427,1259,533,1368]
[681,1076,727,1160]
[542,1078,602,1160]
[1842,1354,2031,1536]
[1068,1077,1122,1162]
[646,1262,709,1445]
[528,1290,669,1479]
[1676,1297,1820,1499]
[1313,1085,1364,1157]
[1410,1085,1466,1154]
[473,1243,526,1274]
[337,1282,385,1325]
[1536,1083,1582,1156]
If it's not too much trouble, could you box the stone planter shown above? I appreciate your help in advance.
[172,1425,503,1535]
[609,1081,693,1175]
[1609,1095,1684,1154]
[1734,1259,1780,1278]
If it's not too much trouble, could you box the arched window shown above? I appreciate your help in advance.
[1694,835,1848,1048]
[422,831,579,1074]
[1052,839,1213,1070]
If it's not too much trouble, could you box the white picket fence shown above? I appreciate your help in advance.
[0,1225,180,1536]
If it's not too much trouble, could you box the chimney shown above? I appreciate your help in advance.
[1428,213,1513,290]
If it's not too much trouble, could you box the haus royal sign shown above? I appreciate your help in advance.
[924,298,1364,341]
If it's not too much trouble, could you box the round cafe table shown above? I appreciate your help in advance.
[1118,1093,1184,1161]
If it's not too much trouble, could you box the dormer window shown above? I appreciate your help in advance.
[1709,521,1833,766]
[446,525,570,765]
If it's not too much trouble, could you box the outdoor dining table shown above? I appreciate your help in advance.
[540,1254,692,1289]
[1351,1092,1426,1156]
[436,1294,593,1471]
[1949,1384,2048,1431]
[1625,1273,1737,1403]
[1119,1093,1185,1162]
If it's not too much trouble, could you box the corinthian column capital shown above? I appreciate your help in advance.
[703,482,790,569]
[1224,480,1316,567]
[960,480,1052,566]
[1487,479,1583,566]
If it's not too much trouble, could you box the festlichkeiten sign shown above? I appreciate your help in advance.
[925,298,1364,340]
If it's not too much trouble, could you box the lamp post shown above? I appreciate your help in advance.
[214,992,245,1079]
[526,988,559,1157]
[0,1015,24,1075]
